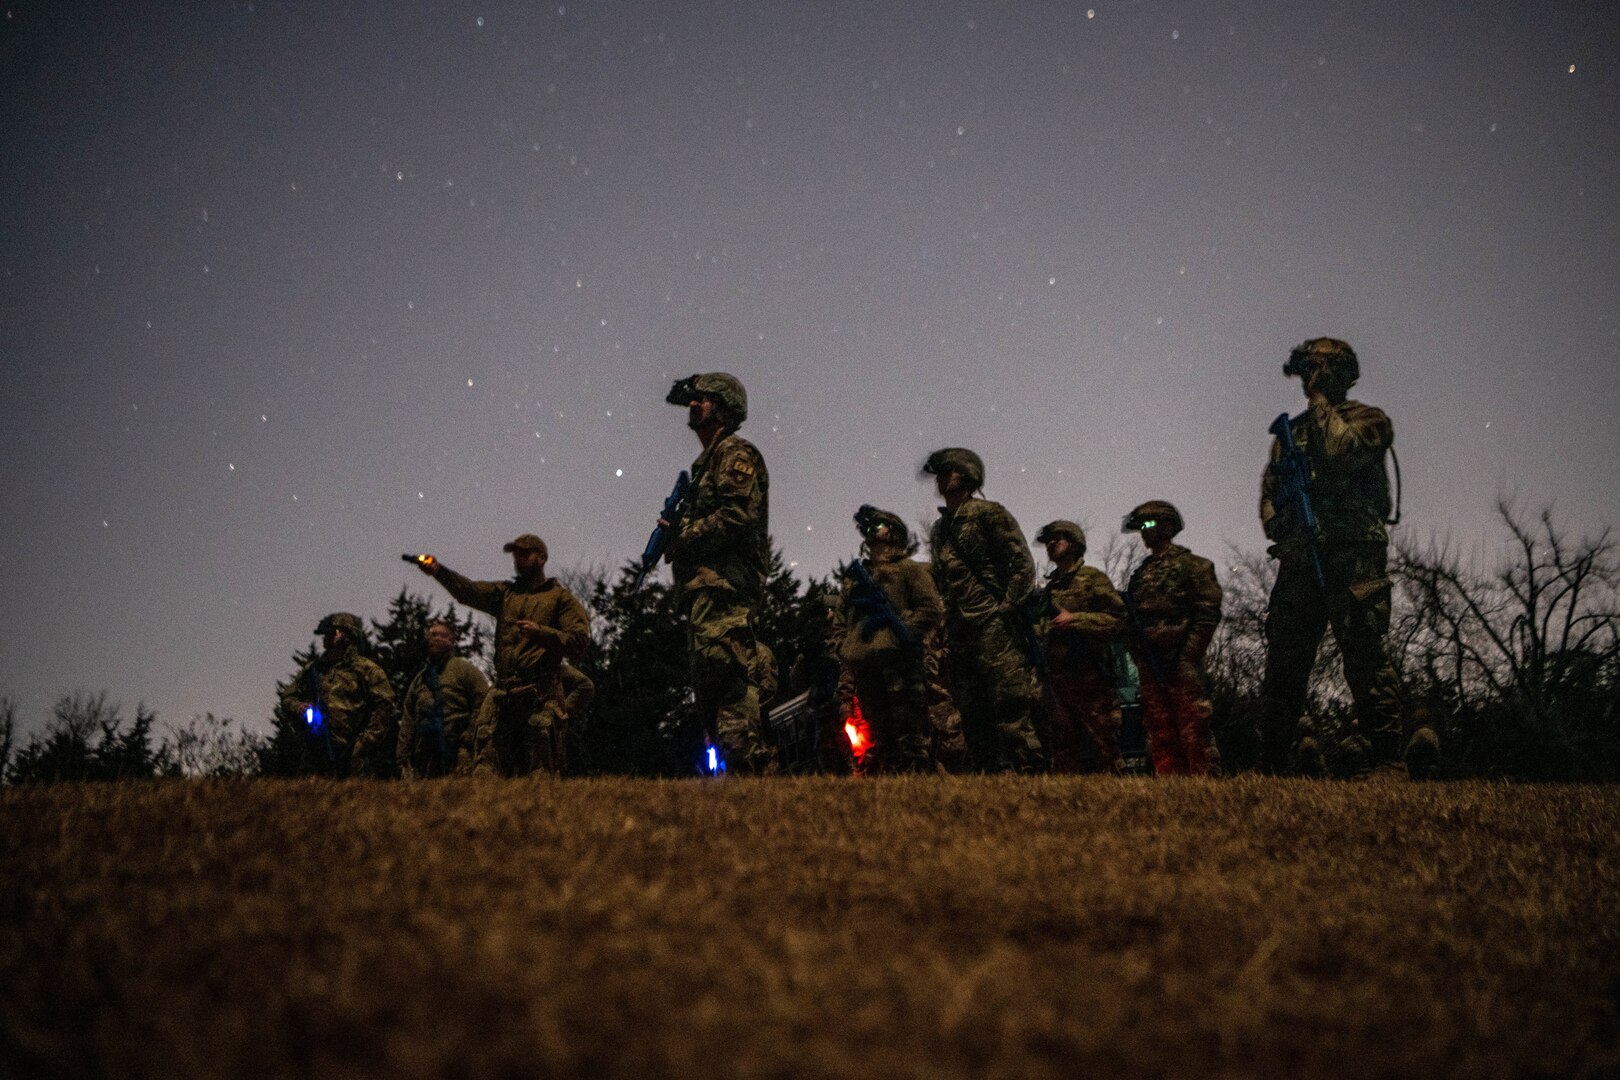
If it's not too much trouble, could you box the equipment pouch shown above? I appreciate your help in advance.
[497,685,540,729]
[1347,576,1392,603]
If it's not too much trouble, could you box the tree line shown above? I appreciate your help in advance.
[4,502,1615,784]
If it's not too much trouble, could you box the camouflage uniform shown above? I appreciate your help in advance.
[400,654,489,778]
[1125,542,1223,776]
[930,499,1045,773]
[428,560,590,777]
[838,548,944,773]
[1037,556,1128,774]
[669,426,776,775]
[1259,341,1405,774]
[555,663,595,774]
[281,615,397,778]
[788,594,857,774]
[921,632,968,772]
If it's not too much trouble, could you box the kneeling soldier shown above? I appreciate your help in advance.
[556,662,595,774]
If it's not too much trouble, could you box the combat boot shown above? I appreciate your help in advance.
[1294,737,1327,778]
[1336,733,1372,780]
[1405,726,1441,782]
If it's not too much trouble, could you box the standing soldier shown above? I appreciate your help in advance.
[660,372,777,775]
[1258,337,1439,779]
[1121,502,1223,776]
[837,505,945,774]
[413,534,590,777]
[924,448,1045,773]
[399,619,489,778]
[788,593,858,774]
[1033,521,1128,774]
[281,612,398,778]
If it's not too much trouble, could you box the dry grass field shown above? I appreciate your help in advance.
[2,776,1617,1079]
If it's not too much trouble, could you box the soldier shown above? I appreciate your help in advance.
[1121,502,1223,776]
[837,505,945,774]
[556,663,595,774]
[1258,337,1440,779]
[924,448,1045,773]
[660,372,777,775]
[1033,521,1128,774]
[788,592,858,774]
[414,534,590,777]
[281,612,397,778]
[398,619,489,778]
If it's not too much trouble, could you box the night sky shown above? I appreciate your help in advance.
[3,1,1616,736]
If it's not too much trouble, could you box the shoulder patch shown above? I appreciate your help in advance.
[720,445,758,489]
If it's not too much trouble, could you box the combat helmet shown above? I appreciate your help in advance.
[922,447,985,491]
[808,590,842,621]
[1035,520,1087,555]
[1284,337,1359,388]
[854,504,913,552]
[315,612,366,638]
[667,372,748,426]
[1121,501,1184,540]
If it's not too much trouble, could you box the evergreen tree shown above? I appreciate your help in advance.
[258,643,322,777]
[6,693,175,783]
[573,563,694,776]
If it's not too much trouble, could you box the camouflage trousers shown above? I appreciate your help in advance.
[555,666,596,776]
[407,720,460,779]
[1044,661,1124,774]
[942,616,1044,774]
[316,714,396,779]
[465,675,566,778]
[847,656,932,774]
[1260,544,1404,773]
[302,728,357,779]
[685,588,777,775]
[923,635,968,772]
[818,704,857,774]
[1137,658,1219,776]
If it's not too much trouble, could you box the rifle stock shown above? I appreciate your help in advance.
[1269,412,1327,588]
[632,470,692,591]
[843,560,919,652]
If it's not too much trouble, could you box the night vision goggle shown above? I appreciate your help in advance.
[665,376,700,406]
[853,504,891,539]
[1283,347,1323,379]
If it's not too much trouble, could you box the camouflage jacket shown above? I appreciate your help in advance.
[281,648,396,750]
[929,498,1034,629]
[400,655,489,763]
[1124,544,1223,663]
[431,566,590,687]
[839,550,945,669]
[1261,397,1394,549]
[670,432,770,602]
[1038,564,1125,664]
[559,663,595,721]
